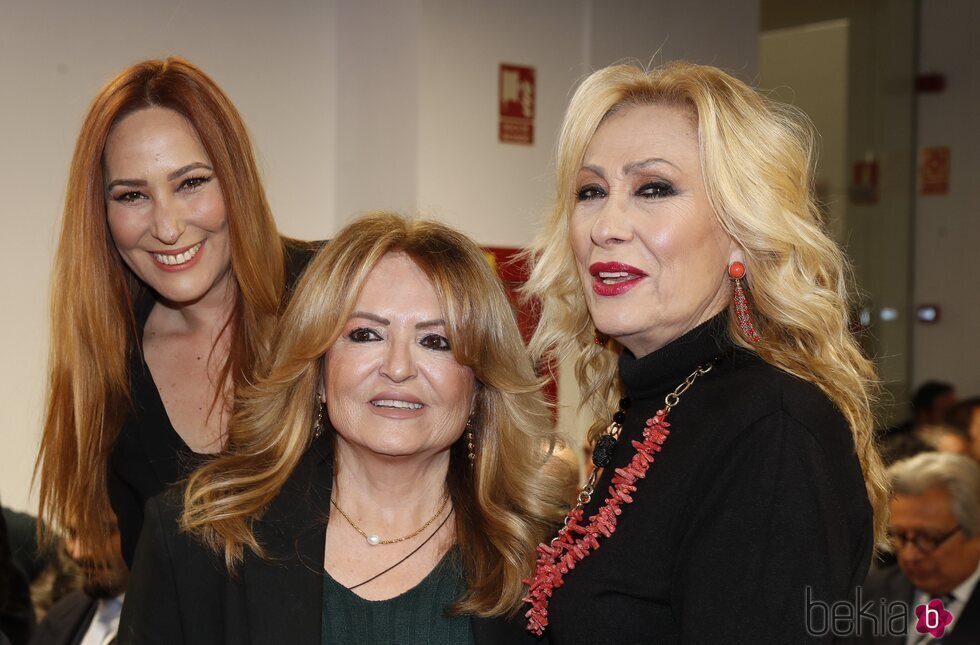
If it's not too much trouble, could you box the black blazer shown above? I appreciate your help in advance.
[854,564,980,644]
[27,591,97,645]
[118,433,541,644]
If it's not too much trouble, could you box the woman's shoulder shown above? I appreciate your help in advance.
[142,486,203,555]
[132,484,229,588]
[711,351,853,455]
[729,351,845,419]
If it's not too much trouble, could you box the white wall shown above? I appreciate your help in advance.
[0,0,761,511]
[415,0,589,245]
[913,0,980,396]
[334,0,420,222]
[589,0,759,80]
[759,20,849,241]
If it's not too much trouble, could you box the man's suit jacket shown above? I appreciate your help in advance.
[118,432,542,644]
[27,592,97,645]
[856,564,980,644]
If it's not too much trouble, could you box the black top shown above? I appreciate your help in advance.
[118,433,537,645]
[107,241,319,566]
[545,314,873,644]
[321,548,474,644]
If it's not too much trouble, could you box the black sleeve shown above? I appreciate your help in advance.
[117,496,185,645]
[674,411,869,643]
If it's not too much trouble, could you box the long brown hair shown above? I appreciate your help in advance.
[523,61,889,545]
[182,212,569,615]
[35,57,289,562]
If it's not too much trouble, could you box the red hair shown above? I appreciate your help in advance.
[35,57,288,564]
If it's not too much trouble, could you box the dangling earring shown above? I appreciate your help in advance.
[465,416,476,465]
[312,397,325,438]
[594,330,608,346]
[729,262,761,343]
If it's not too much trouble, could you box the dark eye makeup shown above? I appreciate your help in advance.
[419,334,451,351]
[636,180,676,198]
[112,191,146,204]
[179,175,212,191]
[575,184,607,201]
[108,174,212,203]
[345,327,451,352]
[347,328,381,343]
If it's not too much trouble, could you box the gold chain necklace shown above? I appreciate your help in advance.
[330,490,450,547]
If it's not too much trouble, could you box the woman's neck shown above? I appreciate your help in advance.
[331,442,451,533]
[149,268,238,338]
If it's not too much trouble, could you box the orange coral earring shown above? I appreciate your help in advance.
[729,262,761,343]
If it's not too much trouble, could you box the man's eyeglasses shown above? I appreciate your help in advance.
[889,526,963,553]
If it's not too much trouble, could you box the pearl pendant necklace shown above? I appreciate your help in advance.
[330,490,450,546]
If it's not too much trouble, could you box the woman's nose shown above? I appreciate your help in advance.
[379,338,417,382]
[590,199,633,247]
[150,198,186,245]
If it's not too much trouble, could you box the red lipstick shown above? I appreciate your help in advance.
[589,262,647,297]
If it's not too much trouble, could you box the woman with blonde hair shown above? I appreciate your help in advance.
[34,57,317,569]
[522,61,888,642]
[118,212,567,644]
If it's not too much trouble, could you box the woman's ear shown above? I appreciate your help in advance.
[728,240,745,266]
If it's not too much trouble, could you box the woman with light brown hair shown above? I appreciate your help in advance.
[34,57,317,570]
[118,212,567,644]
[522,61,889,641]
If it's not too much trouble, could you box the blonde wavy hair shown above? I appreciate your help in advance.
[35,57,298,566]
[523,61,889,544]
[182,212,568,616]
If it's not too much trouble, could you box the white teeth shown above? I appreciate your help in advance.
[153,242,202,266]
[372,399,423,410]
[598,270,637,284]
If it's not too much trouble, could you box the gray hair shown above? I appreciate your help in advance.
[889,452,980,537]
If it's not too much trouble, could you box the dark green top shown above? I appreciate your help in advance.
[321,549,475,645]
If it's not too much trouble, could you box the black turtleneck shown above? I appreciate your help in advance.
[545,314,873,644]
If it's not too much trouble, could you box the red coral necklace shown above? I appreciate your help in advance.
[523,359,717,636]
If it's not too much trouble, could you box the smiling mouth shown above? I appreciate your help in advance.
[589,262,647,296]
[152,241,203,266]
[371,399,424,410]
[596,270,641,284]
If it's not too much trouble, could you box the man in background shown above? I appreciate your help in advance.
[861,452,980,644]
[28,516,126,645]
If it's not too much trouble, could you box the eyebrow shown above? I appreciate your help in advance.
[350,311,446,329]
[623,157,680,174]
[105,162,213,191]
[580,157,681,178]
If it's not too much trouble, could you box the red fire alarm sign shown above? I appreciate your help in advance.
[499,64,535,145]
